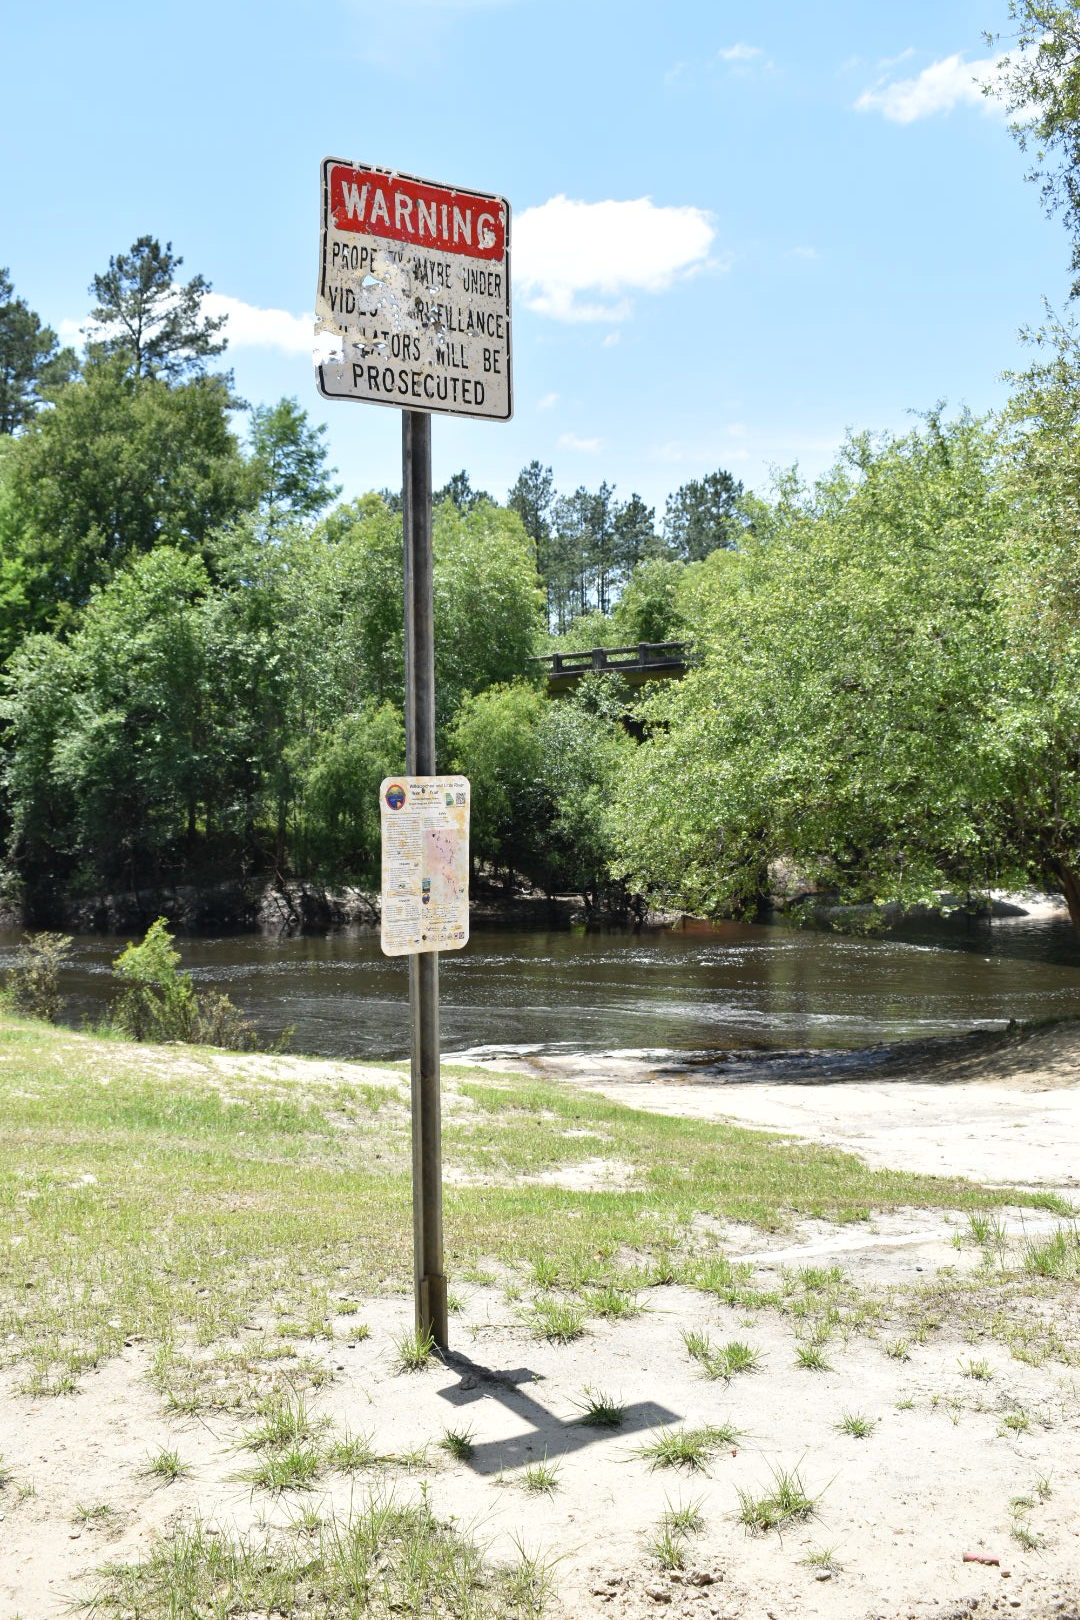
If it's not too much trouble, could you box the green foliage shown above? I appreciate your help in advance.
[992,4,1080,296]
[611,413,1026,919]
[112,918,257,1050]
[450,676,632,901]
[0,359,250,647]
[293,703,404,879]
[248,397,341,531]
[1,547,278,892]
[448,682,548,882]
[663,468,747,561]
[3,931,72,1022]
[86,236,227,381]
[112,919,197,1042]
[610,557,689,645]
[0,267,77,435]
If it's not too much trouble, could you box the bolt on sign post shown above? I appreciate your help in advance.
[315,159,512,1349]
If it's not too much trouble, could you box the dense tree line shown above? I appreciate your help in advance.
[0,244,742,913]
[7,1,1080,940]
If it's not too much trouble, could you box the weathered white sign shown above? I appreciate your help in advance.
[316,159,512,421]
[380,776,470,956]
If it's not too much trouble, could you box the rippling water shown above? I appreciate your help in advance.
[4,910,1080,1062]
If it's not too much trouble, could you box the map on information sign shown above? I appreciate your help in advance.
[379,776,471,956]
[315,159,512,421]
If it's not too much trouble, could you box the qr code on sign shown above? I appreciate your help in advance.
[456,791,466,805]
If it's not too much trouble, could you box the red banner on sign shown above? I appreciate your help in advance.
[329,165,506,261]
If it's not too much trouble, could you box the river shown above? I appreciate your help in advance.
[4,908,1080,1062]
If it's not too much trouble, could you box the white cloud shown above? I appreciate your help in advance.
[855,51,1003,123]
[786,245,820,261]
[718,42,762,62]
[62,293,315,356]
[557,433,602,453]
[601,332,621,348]
[537,392,559,410]
[514,194,718,323]
[202,292,314,353]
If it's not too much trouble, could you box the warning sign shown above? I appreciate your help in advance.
[316,159,512,421]
[380,776,471,956]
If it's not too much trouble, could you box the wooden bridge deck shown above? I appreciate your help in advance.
[530,640,690,693]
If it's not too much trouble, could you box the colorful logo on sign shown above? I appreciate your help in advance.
[385,783,406,810]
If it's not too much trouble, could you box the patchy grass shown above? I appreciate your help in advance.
[82,1496,555,1618]
[682,1329,762,1380]
[0,1014,1073,1398]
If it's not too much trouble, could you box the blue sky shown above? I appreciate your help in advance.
[2,0,1069,519]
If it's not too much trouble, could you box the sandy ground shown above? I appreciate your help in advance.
[470,1020,1080,1202]
[2,1025,1079,1620]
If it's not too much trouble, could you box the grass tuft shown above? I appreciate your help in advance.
[141,1448,191,1483]
[736,1462,821,1535]
[682,1328,762,1379]
[795,1344,832,1372]
[635,1424,738,1471]
[661,1496,705,1535]
[650,1521,687,1570]
[521,1456,560,1494]
[438,1428,476,1462]
[393,1325,435,1372]
[571,1388,625,1428]
[240,1443,323,1494]
[528,1298,587,1344]
[836,1411,876,1438]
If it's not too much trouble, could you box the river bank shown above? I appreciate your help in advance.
[0,1017,1077,1620]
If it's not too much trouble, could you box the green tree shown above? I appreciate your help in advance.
[611,557,689,645]
[508,461,556,620]
[293,702,404,878]
[431,499,545,731]
[663,469,746,561]
[0,358,250,647]
[449,683,549,885]
[612,493,661,584]
[87,237,227,380]
[612,415,1014,918]
[2,548,278,896]
[992,2,1080,295]
[248,397,341,532]
[0,269,77,435]
[434,469,491,509]
[451,675,631,903]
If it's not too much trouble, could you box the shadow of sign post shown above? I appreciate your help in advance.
[435,1350,681,1476]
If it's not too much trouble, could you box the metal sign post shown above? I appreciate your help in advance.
[316,158,511,1352]
[401,408,447,1347]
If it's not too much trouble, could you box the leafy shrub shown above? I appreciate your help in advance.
[113,919,196,1041]
[112,918,259,1050]
[5,932,73,1022]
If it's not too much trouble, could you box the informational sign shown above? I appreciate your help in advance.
[380,776,470,956]
[315,159,512,421]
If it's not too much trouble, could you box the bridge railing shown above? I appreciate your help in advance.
[530,640,689,678]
